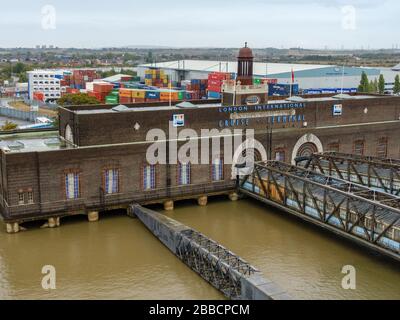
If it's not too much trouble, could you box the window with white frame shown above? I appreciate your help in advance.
[27,191,34,204]
[143,164,156,190]
[18,192,24,205]
[178,162,191,186]
[65,172,80,199]
[212,158,224,181]
[104,169,119,194]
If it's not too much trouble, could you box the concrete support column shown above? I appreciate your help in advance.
[198,196,208,206]
[48,217,60,228]
[6,222,20,234]
[163,200,174,211]
[88,211,99,222]
[229,192,239,201]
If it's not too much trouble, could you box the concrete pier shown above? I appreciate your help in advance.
[131,204,291,300]
[88,211,99,222]
[229,192,239,201]
[163,200,174,211]
[197,196,208,206]
[48,217,60,228]
[6,222,20,234]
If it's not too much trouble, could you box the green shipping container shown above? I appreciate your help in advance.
[105,96,119,104]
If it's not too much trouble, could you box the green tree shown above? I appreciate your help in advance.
[358,72,370,93]
[58,93,100,106]
[373,79,378,93]
[378,74,385,94]
[1,120,18,131]
[393,75,400,94]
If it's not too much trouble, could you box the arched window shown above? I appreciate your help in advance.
[328,142,340,153]
[178,162,191,186]
[354,140,365,156]
[143,164,156,190]
[377,137,388,158]
[211,158,224,181]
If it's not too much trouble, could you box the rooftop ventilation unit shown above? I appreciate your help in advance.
[44,138,61,146]
[112,105,130,112]
[7,141,25,151]
[286,96,306,102]
[333,93,353,100]
[176,102,198,109]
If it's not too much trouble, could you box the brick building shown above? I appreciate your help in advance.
[1,45,400,233]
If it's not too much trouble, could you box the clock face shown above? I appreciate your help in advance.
[246,95,261,105]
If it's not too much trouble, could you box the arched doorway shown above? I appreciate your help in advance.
[291,133,323,164]
[65,124,74,144]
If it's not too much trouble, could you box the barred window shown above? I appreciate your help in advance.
[104,169,119,194]
[212,158,224,182]
[143,165,156,190]
[65,172,80,199]
[178,162,191,186]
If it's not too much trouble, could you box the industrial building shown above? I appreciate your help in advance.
[2,44,400,234]
[137,60,381,91]
[27,70,64,102]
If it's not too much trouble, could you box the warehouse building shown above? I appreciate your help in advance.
[137,60,381,91]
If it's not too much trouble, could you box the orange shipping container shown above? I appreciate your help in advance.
[160,91,178,101]
[119,89,133,97]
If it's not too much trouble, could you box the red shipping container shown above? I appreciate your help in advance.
[261,78,278,85]
[93,83,114,94]
[207,86,222,93]
[208,79,223,87]
[119,97,132,104]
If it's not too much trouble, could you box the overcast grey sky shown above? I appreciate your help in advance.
[0,0,398,49]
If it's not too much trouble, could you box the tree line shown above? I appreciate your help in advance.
[358,72,400,94]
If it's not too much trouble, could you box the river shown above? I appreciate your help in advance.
[0,197,399,300]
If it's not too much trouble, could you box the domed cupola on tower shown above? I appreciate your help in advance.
[237,42,254,86]
[221,43,268,106]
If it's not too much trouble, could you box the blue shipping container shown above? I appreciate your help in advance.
[145,91,160,99]
[208,91,221,99]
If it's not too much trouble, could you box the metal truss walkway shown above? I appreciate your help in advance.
[297,152,400,196]
[130,204,291,300]
[239,161,400,261]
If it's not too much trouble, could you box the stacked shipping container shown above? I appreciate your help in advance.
[71,70,100,90]
[207,72,234,99]
[144,69,170,87]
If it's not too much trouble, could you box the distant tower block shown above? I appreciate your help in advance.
[237,42,254,86]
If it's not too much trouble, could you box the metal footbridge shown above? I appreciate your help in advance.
[239,160,400,262]
[297,152,400,196]
[130,204,291,300]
